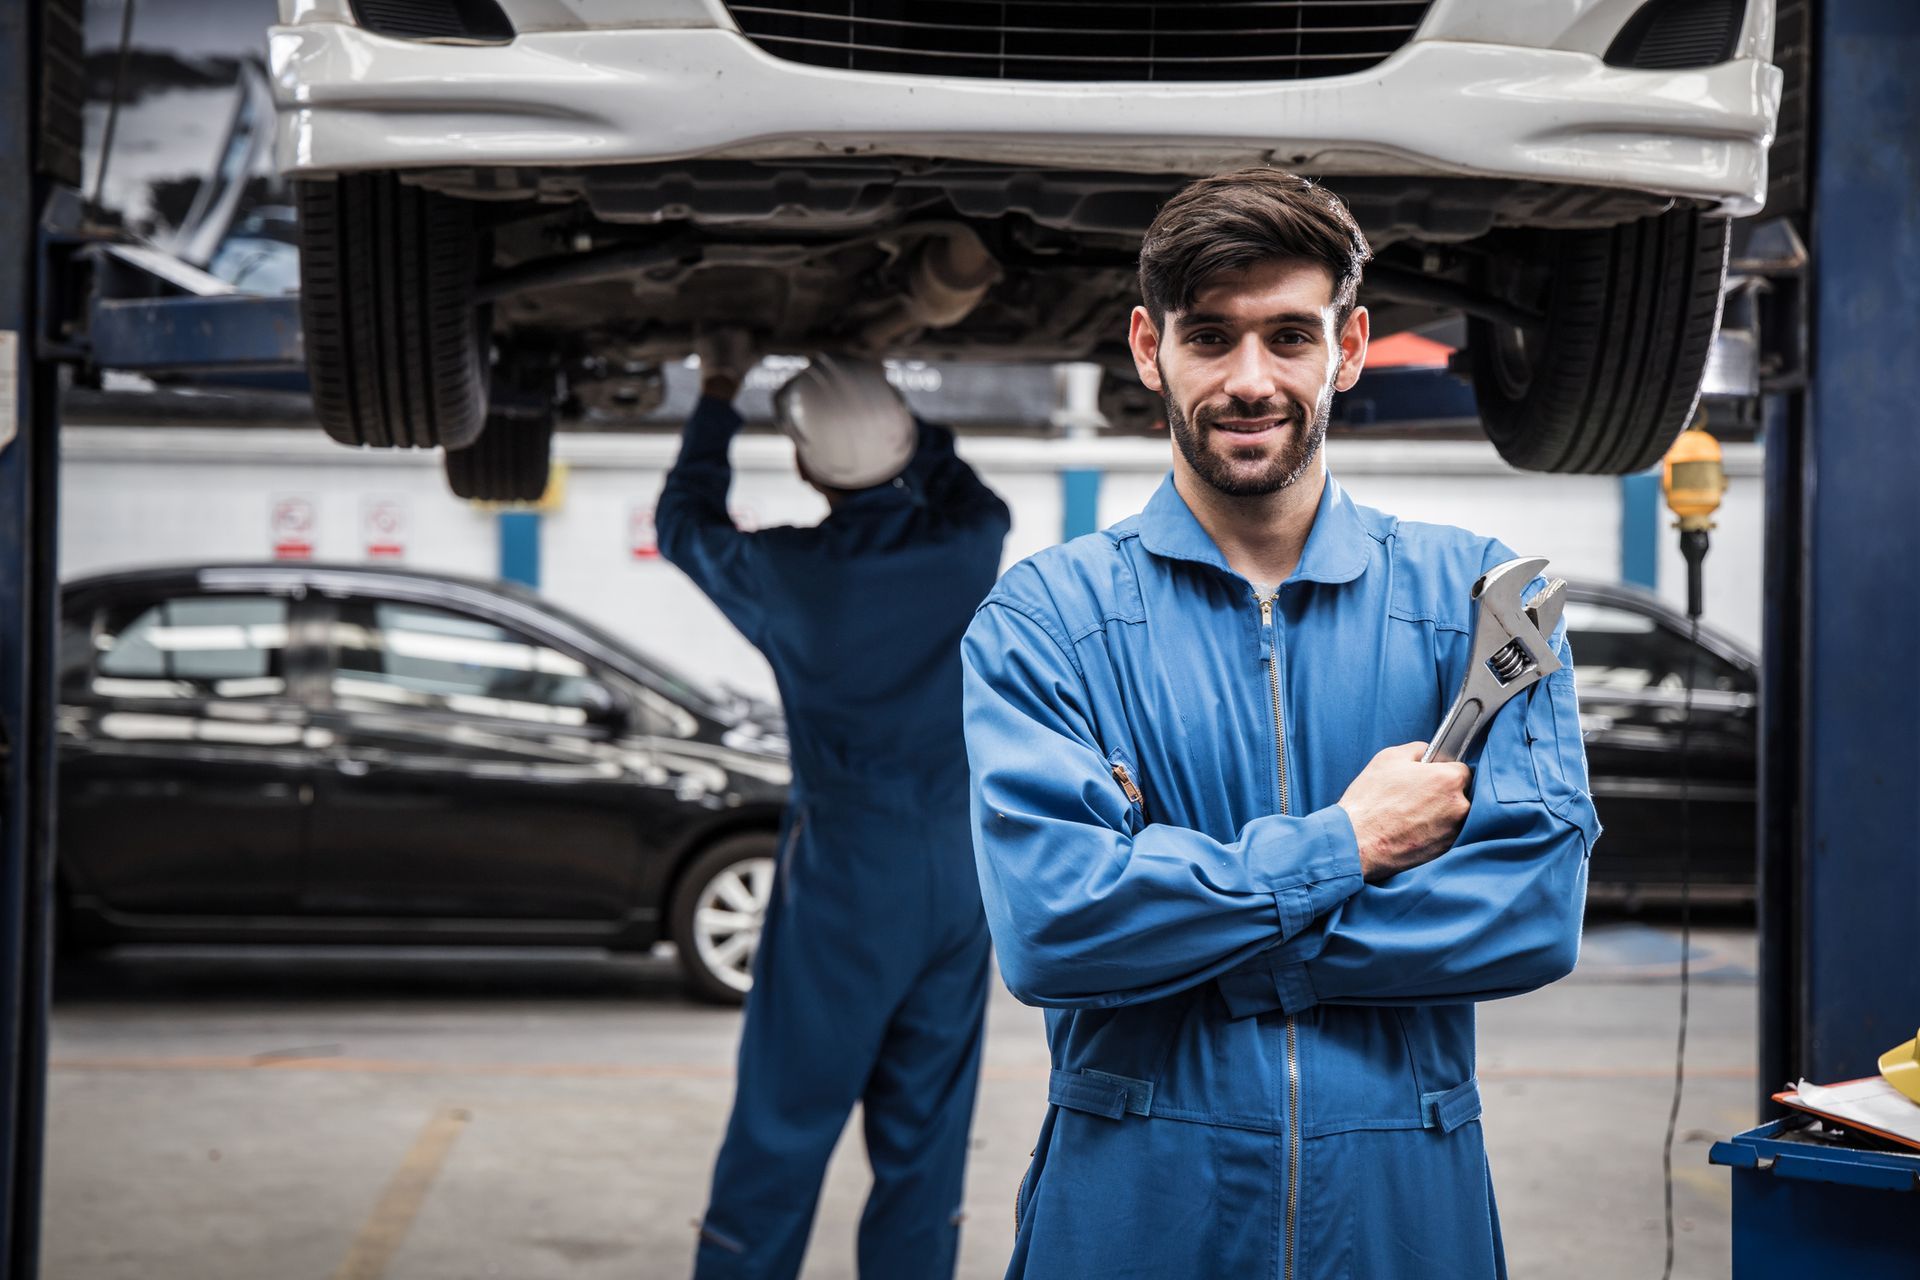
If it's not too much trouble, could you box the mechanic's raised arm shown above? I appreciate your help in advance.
[963,598,1363,1010]
[1214,624,1596,1020]
[655,392,769,645]
[913,422,1011,532]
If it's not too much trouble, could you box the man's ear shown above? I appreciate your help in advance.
[1333,305,1370,393]
[1128,306,1164,392]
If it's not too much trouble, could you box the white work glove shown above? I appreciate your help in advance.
[695,328,757,389]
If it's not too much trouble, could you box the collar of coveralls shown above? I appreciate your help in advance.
[1135,469,1376,589]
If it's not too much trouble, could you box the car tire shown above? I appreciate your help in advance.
[297,172,491,450]
[443,406,553,502]
[669,834,777,1006]
[1469,208,1729,475]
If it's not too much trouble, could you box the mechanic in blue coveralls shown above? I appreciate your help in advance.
[658,341,1011,1280]
[962,169,1598,1278]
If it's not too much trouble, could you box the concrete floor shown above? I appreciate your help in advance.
[40,919,1758,1279]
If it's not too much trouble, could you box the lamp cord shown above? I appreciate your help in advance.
[1658,616,1701,1280]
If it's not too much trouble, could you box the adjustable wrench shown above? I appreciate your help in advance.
[1423,557,1568,764]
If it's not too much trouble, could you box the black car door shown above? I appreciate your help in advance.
[1564,596,1759,897]
[302,590,658,927]
[57,585,319,917]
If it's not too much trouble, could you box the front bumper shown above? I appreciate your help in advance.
[270,24,1782,215]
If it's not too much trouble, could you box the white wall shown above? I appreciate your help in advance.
[60,427,1765,699]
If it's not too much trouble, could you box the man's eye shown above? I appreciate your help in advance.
[1274,331,1312,347]
[1187,332,1226,346]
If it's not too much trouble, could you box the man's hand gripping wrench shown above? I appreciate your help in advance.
[1423,558,1568,764]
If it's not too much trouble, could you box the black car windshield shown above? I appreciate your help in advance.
[508,589,735,718]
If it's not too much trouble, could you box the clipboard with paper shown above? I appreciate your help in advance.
[1772,1077,1920,1153]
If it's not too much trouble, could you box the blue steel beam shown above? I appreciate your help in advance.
[1618,472,1660,591]
[89,294,304,374]
[1792,0,1920,1083]
[1060,469,1102,543]
[0,1,59,1275]
[498,511,541,588]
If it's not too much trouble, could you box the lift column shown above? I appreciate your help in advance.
[0,1,79,1274]
[1760,0,1920,1096]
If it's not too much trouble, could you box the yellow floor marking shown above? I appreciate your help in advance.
[329,1107,470,1280]
[1671,1161,1733,1209]
[47,1056,1755,1083]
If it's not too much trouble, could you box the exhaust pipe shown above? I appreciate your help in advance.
[860,225,1000,349]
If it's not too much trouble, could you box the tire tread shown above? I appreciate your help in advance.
[1472,209,1729,474]
[297,173,488,449]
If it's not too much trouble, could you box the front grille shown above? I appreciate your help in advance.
[1604,0,1744,71]
[726,2,1434,82]
[351,0,514,43]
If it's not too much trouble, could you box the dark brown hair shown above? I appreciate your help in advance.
[1138,168,1371,327]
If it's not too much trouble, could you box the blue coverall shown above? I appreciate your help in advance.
[658,396,1011,1280]
[961,474,1597,1279]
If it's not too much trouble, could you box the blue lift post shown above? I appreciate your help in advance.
[1719,1,1920,1268]
[0,0,73,1275]
[1759,0,1920,1096]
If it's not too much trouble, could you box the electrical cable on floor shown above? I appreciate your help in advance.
[1655,421,1722,1280]
[1657,620,1700,1280]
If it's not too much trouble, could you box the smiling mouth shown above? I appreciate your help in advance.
[1211,417,1288,436]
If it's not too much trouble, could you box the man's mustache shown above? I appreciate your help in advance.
[1193,398,1297,429]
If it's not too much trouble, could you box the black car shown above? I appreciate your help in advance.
[1562,581,1759,906]
[56,563,792,1002]
[54,566,1755,999]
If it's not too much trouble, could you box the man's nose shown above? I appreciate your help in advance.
[1219,335,1280,406]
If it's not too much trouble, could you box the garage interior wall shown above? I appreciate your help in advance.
[61,427,1764,698]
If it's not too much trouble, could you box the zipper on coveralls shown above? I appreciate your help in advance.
[1259,592,1302,1280]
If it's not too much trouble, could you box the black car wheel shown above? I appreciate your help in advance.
[1469,208,1729,474]
[297,172,491,450]
[670,834,777,1005]
[443,406,553,502]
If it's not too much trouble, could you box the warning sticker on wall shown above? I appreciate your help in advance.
[363,496,407,560]
[271,494,316,561]
[629,506,658,560]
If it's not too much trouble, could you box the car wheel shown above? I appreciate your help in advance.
[670,835,777,1005]
[297,172,491,450]
[443,406,553,502]
[1469,208,1729,474]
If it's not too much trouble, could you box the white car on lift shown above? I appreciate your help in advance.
[269,0,1785,497]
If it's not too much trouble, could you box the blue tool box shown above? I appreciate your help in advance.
[1708,1116,1920,1274]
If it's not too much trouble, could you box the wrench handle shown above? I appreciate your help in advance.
[1423,697,1483,764]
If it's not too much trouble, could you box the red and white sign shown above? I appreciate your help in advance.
[629,506,659,560]
[363,497,407,560]
[270,494,316,561]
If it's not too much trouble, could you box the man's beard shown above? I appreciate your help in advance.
[1162,368,1332,499]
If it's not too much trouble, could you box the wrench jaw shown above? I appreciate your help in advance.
[1523,578,1569,671]
[1487,577,1569,686]
[1466,558,1551,672]
[1424,559,1565,764]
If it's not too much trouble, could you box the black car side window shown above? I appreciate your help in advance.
[328,599,608,725]
[1564,601,1745,695]
[87,594,292,701]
